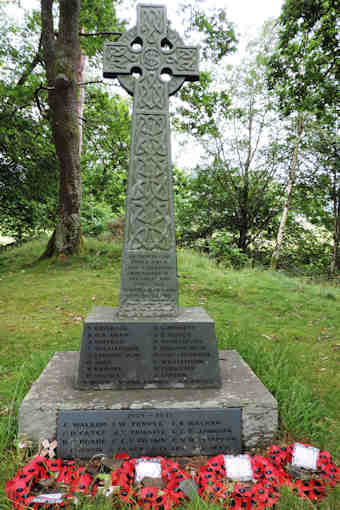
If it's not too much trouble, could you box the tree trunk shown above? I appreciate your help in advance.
[330,178,340,276]
[40,0,82,257]
[77,50,87,158]
[271,117,303,269]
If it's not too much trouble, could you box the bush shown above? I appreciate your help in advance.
[208,230,251,268]
[277,228,332,276]
[81,199,112,237]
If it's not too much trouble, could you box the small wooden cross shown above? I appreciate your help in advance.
[104,4,199,317]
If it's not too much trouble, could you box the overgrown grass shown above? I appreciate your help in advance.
[1,239,339,509]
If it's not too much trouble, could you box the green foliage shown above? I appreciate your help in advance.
[80,0,126,57]
[81,199,112,237]
[175,5,237,136]
[267,0,338,117]
[82,86,130,219]
[176,72,229,137]
[0,12,56,239]
[175,165,282,254]
[206,231,251,268]
[274,217,333,276]
[0,36,57,239]
[186,6,238,63]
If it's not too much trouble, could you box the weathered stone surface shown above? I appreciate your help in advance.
[19,350,278,454]
[103,4,199,318]
[76,307,221,389]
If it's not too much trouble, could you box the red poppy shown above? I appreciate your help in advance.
[228,496,252,509]
[21,456,48,481]
[317,450,332,467]
[5,476,33,499]
[115,452,130,460]
[46,457,63,472]
[119,486,136,504]
[293,479,326,501]
[250,481,280,508]
[70,471,94,495]
[321,463,340,486]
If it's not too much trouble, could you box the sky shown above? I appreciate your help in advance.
[5,0,284,168]
[6,0,284,52]
[116,0,283,45]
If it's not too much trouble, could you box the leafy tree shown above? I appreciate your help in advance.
[175,4,237,137]
[267,0,339,271]
[40,0,124,257]
[295,113,339,275]
[0,3,128,245]
[175,166,282,254]
[39,0,82,256]
[0,11,58,240]
[267,0,338,118]
[0,109,57,240]
[176,23,285,253]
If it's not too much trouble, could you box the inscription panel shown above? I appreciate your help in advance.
[76,308,221,389]
[120,252,177,306]
[57,408,242,459]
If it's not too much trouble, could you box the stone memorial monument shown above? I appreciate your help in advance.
[19,4,278,460]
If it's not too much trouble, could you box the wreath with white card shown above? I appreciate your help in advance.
[266,442,340,501]
[197,454,281,509]
[110,456,193,508]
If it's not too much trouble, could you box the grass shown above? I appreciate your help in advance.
[1,238,339,509]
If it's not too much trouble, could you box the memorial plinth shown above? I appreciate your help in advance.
[19,351,278,458]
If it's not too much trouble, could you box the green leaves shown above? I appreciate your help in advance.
[79,0,126,57]
[189,7,237,63]
[266,0,338,116]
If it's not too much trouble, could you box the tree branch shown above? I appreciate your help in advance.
[41,0,56,83]
[34,83,49,119]
[77,80,103,87]
[79,31,122,37]
[17,34,43,86]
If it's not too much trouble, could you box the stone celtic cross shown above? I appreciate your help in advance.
[104,4,199,318]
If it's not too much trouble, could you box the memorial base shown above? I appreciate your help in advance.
[76,307,221,390]
[19,351,278,458]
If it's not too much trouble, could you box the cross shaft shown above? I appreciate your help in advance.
[104,4,199,318]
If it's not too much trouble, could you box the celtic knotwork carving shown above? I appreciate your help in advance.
[177,48,198,72]
[106,44,140,70]
[136,73,166,110]
[127,114,172,251]
[103,5,200,316]
[140,7,165,44]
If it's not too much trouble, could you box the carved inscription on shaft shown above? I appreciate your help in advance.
[57,409,242,459]
[104,4,199,317]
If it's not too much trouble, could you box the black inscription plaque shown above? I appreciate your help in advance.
[57,408,241,459]
[76,306,221,390]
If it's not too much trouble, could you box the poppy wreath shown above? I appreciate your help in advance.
[6,454,192,510]
[266,443,340,502]
[197,454,281,509]
[110,456,193,509]
[5,456,99,509]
